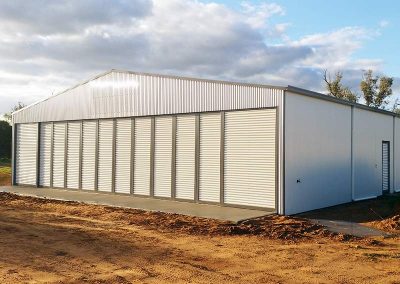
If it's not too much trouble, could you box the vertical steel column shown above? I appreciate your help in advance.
[388,141,391,192]
[351,106,355,200]
[274,108,279,211]
[36,123,41,188]
[64,123,68,188]
[78,121,83,190]
[220,111,225,204]
[281,91,286,215]
[50,122,54,188]
[11,123,16,185]
[150,117,155,197]
[194,114,200,202]
[94,120,99,191]
[392,116,395,193]
[111,119,116,193]
[130,118,135,195]
[171,116,177,199]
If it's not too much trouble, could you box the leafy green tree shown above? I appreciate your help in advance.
[360,70,393,108]
[0,120,12,158]
[323,70,358,102]
[3,102,26,123]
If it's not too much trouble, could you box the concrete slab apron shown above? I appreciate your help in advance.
[0,186,273,223]
[311,219,389,238]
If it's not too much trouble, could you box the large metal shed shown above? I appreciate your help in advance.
[11,70,400,215]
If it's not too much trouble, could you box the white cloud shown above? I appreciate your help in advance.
[0,0,391,115]
[291,27,379,70]
[0,0,152,35]
[240,2,285,29]
[379,20,389,28]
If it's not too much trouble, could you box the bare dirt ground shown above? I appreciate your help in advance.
[0,192,399,284]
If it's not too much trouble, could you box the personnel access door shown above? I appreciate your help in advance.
[382,141,390,193]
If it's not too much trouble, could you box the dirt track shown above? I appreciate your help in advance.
[0,193,399,284]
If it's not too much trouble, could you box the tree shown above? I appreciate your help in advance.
[323,70,358,102]
[392,98,400,114]
[360,70,393,109]
[0,120,12,158]
[3,102,26,123]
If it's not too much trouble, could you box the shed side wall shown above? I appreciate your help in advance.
[284,92,352,215]
[353,108,394,198]
[395,117,400,192]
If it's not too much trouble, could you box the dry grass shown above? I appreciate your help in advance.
[0,162,11,186]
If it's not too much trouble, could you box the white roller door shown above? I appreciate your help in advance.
[115,118,132,194]
[134,118,151,196]
[52,123,66,188]
[81,121,96,190]
[67,122,80,189]
[39,123,51,187]
[154,116,173,198]
[175,115,196,200]
[224,109,276,208]
[98,119,113,192]
[16,123,38,185]
[199,113,221,203]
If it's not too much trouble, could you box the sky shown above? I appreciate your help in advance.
[0,0,399,117]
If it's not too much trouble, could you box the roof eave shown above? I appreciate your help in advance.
[286,85,398,117]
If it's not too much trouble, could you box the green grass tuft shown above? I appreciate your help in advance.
[0,166,11,175]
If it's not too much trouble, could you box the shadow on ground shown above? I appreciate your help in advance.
[298,193,400,223]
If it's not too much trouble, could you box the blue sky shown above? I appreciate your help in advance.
[0,0,399,116]
[216,0,400,76]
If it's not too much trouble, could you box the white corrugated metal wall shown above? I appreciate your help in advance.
[12,70,284,212]
[16,123,38,185]
[224,109,276,208]
[39,123,51,187]
[14,69,400,215]
[12,71,283,124]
